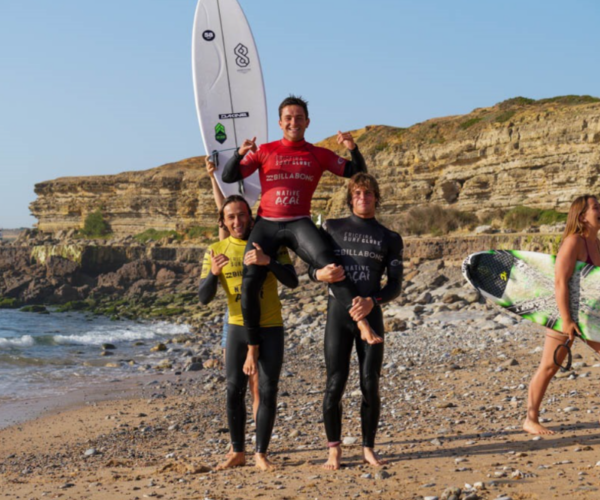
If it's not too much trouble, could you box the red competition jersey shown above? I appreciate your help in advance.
[238,138,347,218]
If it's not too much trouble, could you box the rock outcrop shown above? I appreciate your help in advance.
[30,157,217,235]
[30,96,600,235]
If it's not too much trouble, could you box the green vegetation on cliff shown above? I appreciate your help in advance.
[134,229,182,243]
[0,297,21,309]
[134,226,218,243]
[503,206,567,232]
[399,205,478,236]
[80,209,112,238]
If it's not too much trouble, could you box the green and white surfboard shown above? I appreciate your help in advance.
[463,250,600,342]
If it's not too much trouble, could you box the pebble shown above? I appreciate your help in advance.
[375,470,391,480]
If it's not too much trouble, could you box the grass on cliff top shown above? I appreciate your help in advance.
[498,95,600,109]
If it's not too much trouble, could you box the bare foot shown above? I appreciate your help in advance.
[255,453,276,471]
[215,451,245,470]
[363,447,387,466]
[322,445,342,471]
[523,418,555,435]
[357,321,383,345]
[226,444,234,458]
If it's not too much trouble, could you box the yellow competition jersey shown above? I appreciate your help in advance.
[200,237,292,327]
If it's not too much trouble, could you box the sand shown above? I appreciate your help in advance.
[2,316,600,500]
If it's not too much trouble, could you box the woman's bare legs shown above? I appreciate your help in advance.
[524,329,569,435]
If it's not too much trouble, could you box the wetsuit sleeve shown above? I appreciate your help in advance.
[372,232,403,305]
[343,146,367,178]
[198,248,219,305]
[198,272,219,305]
[321,146,367,178]
[267,247,299,289]
[222,149,261,183]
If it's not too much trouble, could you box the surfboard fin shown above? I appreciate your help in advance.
[238,180,245,196]
[210,150,219,168]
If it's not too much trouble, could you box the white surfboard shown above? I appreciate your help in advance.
[192,0,265,206]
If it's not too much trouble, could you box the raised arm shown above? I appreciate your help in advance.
[337,131,367,177]
[222,137,258,183]
[205,158,228,241]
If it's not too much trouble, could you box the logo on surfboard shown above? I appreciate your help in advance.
[202,30,215,41]
[215,123,227,144]
[234,43,250,67]
[219,112,250,119]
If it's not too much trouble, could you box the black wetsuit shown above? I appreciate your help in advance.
[310,215,403,448]
[222,141,367,342]
[224,324,284,453]
[198,240,298,453]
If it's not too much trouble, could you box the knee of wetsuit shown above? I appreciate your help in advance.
[360,375,380,403]
[258,380,279,407]
[226,381,247,406]
[325,372,347,400]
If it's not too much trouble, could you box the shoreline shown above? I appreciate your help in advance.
[0,370,192,431]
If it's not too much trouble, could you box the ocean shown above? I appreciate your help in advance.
[0,309,190,406]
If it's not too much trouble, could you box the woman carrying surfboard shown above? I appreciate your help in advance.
[524,194,600,435]
[223,96,383,352]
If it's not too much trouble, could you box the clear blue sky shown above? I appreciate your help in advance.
[2,0,599,228]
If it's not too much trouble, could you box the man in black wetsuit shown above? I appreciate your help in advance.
[310,173,403,470]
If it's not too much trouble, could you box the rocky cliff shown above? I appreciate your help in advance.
[30,157,215,235]
[30,96,600,234]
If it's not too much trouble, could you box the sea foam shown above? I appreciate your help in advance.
[53,322,190,346]
[0,335,35,348]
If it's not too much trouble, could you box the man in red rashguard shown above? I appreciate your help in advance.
[223,95,381,353]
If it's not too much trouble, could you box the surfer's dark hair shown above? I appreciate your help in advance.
[279,95,309,119]
[563,194,599,240]
[347,173,381,210]
[218,195,253,229]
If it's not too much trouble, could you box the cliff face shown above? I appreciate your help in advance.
[316,97,600,221]
[30,157,222,234]
[31,97,600,234]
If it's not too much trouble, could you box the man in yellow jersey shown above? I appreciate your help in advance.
[205,158,260,425]
[199,194,298,471]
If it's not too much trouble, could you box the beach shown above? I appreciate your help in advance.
[2,268,600,500]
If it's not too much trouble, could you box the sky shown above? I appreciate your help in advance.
[1,0,599,228]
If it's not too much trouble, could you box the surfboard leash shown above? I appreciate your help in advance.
[553,332,600,372]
